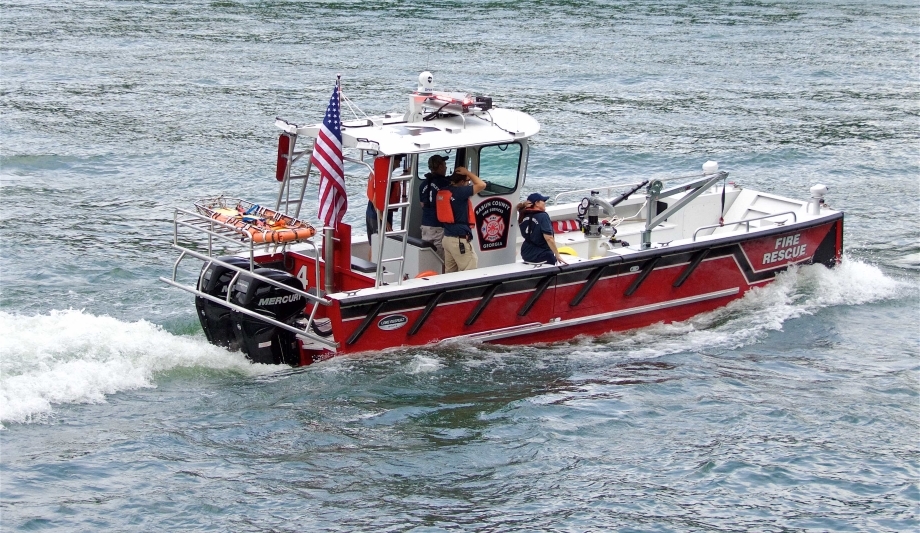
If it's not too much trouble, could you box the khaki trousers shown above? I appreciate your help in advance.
[420,225,445,262]
[442,235,478,273]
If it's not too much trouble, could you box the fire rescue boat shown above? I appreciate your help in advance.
[161,72,844,366]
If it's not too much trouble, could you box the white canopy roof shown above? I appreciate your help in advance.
[277,107,540,156]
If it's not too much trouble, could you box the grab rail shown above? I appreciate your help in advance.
[692,211,798,241]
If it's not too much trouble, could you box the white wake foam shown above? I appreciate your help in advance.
[0,310,275,425]
[568,257,906,359]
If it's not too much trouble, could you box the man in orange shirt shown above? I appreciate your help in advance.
[365,155,405,258]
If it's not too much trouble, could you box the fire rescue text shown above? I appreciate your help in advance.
[763,233,807,265]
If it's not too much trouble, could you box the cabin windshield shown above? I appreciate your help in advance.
[478,142,521,196]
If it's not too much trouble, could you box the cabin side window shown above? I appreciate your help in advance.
[478,143,521,196]
[415,149,464,176]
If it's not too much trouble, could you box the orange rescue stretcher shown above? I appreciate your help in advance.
[195,198,316,244]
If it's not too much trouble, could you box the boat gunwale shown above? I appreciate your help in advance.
[327,211,844,307]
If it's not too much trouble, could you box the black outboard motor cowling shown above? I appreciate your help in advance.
[230,268,305,366]
[196,256,252,350]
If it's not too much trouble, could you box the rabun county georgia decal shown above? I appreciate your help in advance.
[474,198,512,251]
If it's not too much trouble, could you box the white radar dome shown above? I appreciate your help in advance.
[702,161,719,175]
[418,71,434,92]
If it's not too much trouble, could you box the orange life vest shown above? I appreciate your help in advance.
[366,171,401,211]
[435,189,475,227]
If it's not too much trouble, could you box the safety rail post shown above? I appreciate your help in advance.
[323,227,335,296]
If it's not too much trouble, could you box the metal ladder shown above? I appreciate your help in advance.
[274,131,413,288]
[373,163,415,287]
[274,131,314,219]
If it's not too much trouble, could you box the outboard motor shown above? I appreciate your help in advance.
[196,256,252,350]
[230,268,305,366]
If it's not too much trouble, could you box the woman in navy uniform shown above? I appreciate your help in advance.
[517,193,567,265]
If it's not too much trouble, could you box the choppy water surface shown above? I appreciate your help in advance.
[1,1,918,531]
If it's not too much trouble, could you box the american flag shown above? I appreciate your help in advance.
[311,83,346,228]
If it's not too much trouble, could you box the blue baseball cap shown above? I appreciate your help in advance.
[428,154,449,171]
[527,193,550,203]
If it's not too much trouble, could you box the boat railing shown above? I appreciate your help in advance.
[165,206,327,306]
[552,180,647,205]
[171,206,258,263]
[160,207,336,349]
[692,211,798,241]
[160,251,335,348]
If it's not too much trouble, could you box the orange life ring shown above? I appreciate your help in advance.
[415,270,438,278]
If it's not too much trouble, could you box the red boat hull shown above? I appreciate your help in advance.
[268,215,843,365]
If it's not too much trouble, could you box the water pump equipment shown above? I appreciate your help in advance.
[579,192,618,258]
[809,184,828,215]
[578,180,649,258]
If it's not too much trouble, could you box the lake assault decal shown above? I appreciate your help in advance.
[377,314,408,331]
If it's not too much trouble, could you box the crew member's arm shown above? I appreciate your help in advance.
[544,233,567,264]
[455,167,486,194]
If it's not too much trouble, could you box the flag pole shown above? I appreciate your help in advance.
[312,74,345,295]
